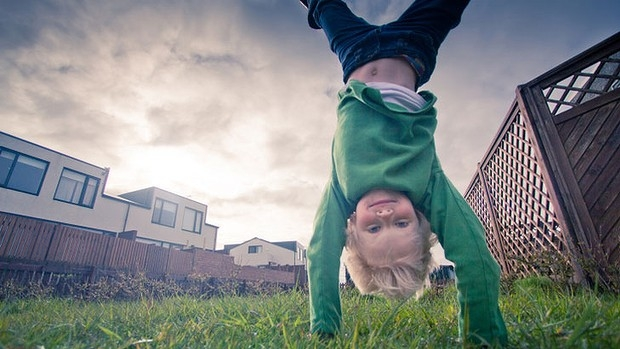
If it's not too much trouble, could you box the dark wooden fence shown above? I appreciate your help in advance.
[0,212,305,291]
[464,32,620,290]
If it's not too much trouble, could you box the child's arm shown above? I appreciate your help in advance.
[307,177,348,336]
[423,177,508,346]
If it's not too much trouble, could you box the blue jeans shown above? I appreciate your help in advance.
[308,0,470,88]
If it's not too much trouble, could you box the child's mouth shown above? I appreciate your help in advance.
[369,199,396,208]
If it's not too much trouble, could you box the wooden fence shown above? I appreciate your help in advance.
[464,32,620,290]
[0,212,305,290]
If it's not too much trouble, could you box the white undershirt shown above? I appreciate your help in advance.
[366,81,427,112]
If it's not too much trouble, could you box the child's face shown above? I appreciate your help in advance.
[350,189,419,264]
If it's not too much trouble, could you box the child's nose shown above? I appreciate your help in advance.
[376,208,393,217]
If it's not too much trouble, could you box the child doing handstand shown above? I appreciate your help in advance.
[301,0,508,346]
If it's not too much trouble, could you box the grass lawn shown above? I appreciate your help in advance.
[0,277,619,348]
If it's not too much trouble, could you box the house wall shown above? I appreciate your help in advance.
[0,132,128,233]
[124,188,217,250]
[1,132,218,250]
[229,238,303,267]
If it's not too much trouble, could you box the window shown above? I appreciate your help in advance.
[297,247,305,261]
[152,198,177,227]
[0,148,48,195]
[182,207,203,234]
[248,245,262,254]
[54,168,99,208]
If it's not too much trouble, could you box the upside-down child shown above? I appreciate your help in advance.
[301,0,508,346]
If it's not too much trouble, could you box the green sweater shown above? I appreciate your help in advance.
[308,80,507,346]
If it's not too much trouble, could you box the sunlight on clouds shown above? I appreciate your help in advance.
[110,144,241,198]
[110,111,272,201]
[128,145,197,187]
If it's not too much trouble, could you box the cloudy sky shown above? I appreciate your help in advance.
[1,0,618,250]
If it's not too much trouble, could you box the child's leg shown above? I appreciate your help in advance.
[384,0,470,86]
[308,0,378,79]
[389,0,470,47]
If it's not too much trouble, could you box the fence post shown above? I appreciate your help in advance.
[43,223,59,262]
[517,86,592,285]
[477,164,510,274]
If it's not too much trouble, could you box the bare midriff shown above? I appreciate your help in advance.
[347,57,417,91]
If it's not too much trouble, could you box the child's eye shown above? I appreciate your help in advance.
[367,225,381,234]
[395,221,410,228]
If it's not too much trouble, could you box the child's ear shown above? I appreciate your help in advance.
[347,213,357,231]
[429,233,438,246]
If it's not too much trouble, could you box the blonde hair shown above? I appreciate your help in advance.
[344,209,437,299]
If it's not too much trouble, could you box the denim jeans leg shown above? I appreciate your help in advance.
[388,0,469,51]
[312,0,377,82]
[385,0,470,84]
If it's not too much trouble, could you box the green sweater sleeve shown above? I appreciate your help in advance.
[307,172,348,334]
[422,175,508,346]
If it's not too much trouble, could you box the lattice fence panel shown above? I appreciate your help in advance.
[543,51,620,116]
[464,176,506,272]
[466,108,570,278]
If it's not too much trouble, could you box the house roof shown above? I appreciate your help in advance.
[223,237,304,253]
[118,186,210,208]
[272,241,299,251]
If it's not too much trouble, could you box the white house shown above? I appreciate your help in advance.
[0,131,218,250]
[119,186,218,249]
[224,237,307,268]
